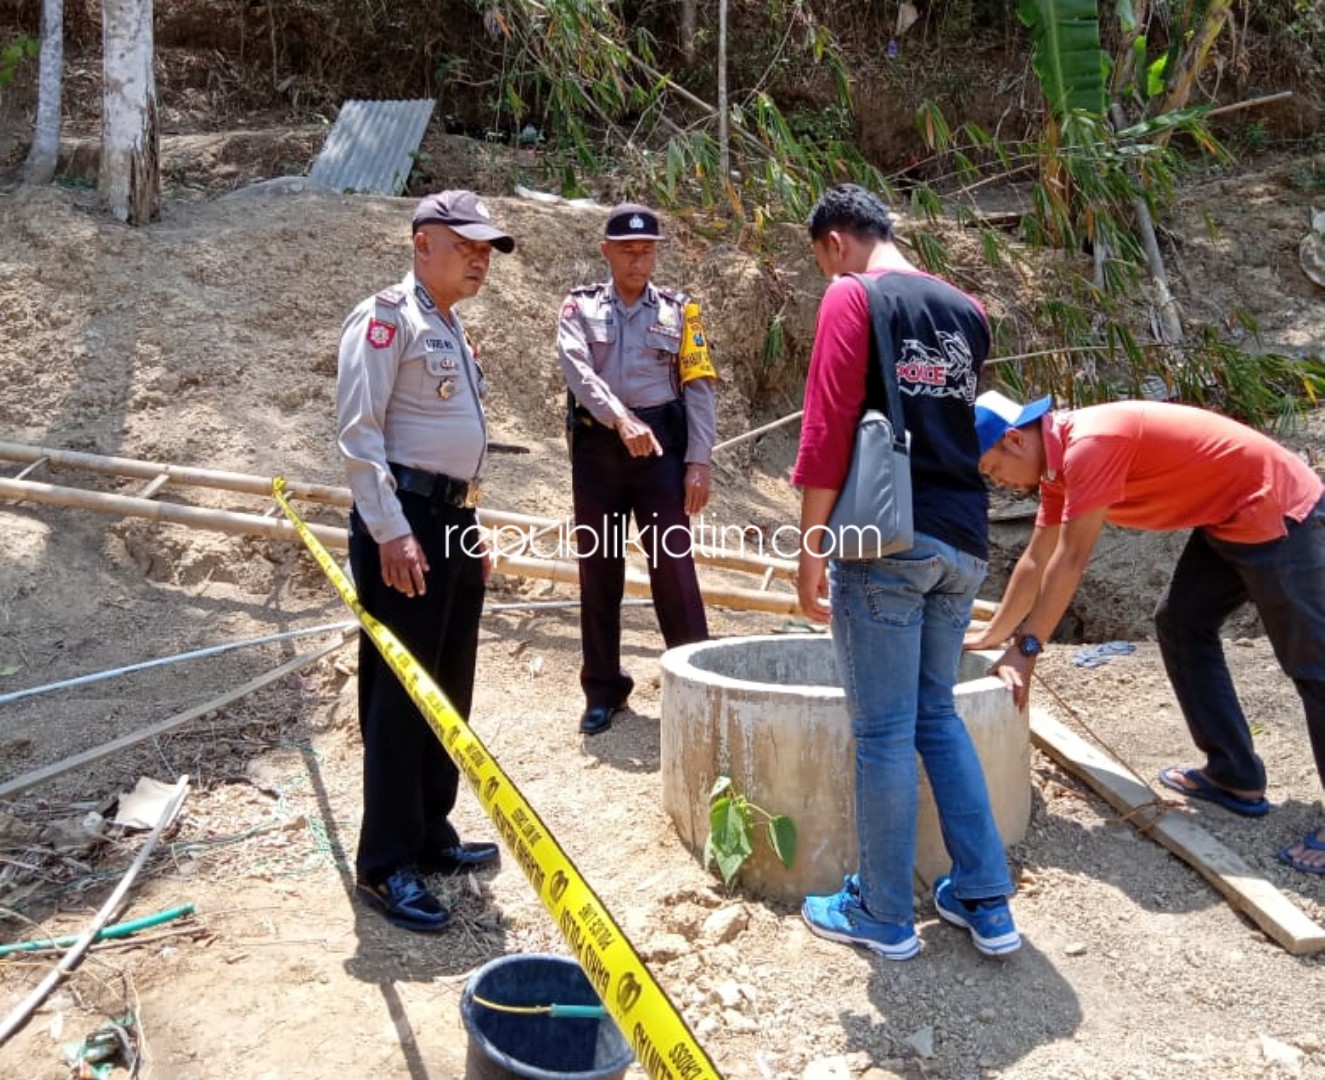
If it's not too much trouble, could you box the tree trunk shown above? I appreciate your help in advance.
[22,0,63,184]
[100,0,159,225]
[681,0,696,63]
[717,0,729,183]
[1110,103,1183,344]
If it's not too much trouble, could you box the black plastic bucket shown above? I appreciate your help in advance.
[460,954,635,1080]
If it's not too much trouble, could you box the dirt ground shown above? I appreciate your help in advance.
[1,147,1325,1080]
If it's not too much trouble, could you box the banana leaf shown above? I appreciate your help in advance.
[1018,0,1108,116]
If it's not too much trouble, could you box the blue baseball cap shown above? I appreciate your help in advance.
[974,391,1053,455]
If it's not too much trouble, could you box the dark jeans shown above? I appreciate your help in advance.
[570,400,708,708]
[1154,495,1325,793]
[348,495,485,883]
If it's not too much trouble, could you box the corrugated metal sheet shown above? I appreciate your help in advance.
[309,99,436,197]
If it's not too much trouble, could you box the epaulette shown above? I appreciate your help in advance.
[569,283,606,297]
[374,286,406,308]
[655,285,688,305]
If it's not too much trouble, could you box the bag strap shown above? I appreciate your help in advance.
[847,272,907,443]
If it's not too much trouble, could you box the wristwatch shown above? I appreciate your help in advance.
[1016,632,1043,658]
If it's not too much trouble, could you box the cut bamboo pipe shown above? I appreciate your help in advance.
[493,552,799,616]
[0,439,351,505]
[0,441,796,579]
[0,477,347,549]
[0,448,999,624]
[0,477,801,615]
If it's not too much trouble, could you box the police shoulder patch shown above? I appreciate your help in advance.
[375,287,406,308]
[366,318,397,350]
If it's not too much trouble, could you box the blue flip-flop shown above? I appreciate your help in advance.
[1157,766,1272,818]
[1278,832,1325,874]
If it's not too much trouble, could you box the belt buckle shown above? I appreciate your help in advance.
[464,482,482,509]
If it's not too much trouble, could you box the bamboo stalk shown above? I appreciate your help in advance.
[711,410,803,454]
[0,476,347,549]
[0,635,350,800]
[0,439,350,505]
[0,476,802,615]
[0,777,191,1046]
[493,552,799,615]
[0,442,798,579]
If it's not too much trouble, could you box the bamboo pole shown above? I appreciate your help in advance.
[0,445,998,623]
[0,476,348,549]
[0,442,797,579]
[711,410,803,454]
[0,777,190,1046]
[0,635,350,800]
[0,476,802,615]
[0,439,351,506]
[493,552,799,616]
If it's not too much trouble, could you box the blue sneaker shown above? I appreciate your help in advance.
[933,876,1020,956]
[801,876,921,961]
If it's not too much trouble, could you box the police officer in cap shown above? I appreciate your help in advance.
[336,190,511,931]
[557,203,717,735]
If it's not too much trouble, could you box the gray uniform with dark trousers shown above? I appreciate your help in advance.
[557,281,715,710]
[337,272,487,885]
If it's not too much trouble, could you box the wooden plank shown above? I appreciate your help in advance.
[0,635,350,800]
[1030,706,1325,955]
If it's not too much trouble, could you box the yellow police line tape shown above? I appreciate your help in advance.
[272,479,723,1080]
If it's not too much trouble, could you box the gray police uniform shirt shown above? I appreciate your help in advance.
[337,272,488,544]
[557,281,716,464]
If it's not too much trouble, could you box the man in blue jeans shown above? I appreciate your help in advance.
[794,184,1019,959]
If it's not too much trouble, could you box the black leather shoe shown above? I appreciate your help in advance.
[579,704,621,735]
[357,867,451,932]
[419,841,500,875]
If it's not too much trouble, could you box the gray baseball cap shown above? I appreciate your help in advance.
[412,190,515,253]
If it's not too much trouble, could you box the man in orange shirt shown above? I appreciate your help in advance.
[966,392,1325,874]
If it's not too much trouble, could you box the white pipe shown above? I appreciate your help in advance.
[0,621,355,706]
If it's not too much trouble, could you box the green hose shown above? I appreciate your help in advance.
[0,903,196,958]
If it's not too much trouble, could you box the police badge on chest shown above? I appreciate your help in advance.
[425,335,461,399]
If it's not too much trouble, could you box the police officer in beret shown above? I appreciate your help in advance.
[336,190,510,931]
[557,203,717,735]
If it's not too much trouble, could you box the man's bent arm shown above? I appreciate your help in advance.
[1018,508,1109,643]
[966,523,1060,648]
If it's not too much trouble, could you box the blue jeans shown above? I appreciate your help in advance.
[1154,494,1325,794]
[830,532,1013,925]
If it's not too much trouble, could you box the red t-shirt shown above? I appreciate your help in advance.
[1038,401,1323,543]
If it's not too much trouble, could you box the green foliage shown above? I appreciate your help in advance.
[0,34,38,87]
[703,776,796,888]
[1233,119,1270,154]
[479,0,887,223]
[1017,0,1108,116]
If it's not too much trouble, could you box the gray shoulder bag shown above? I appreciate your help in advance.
[822,274,914,560]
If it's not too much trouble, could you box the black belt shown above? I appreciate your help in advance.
[570,399,683,429]
[390,463,480,509]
